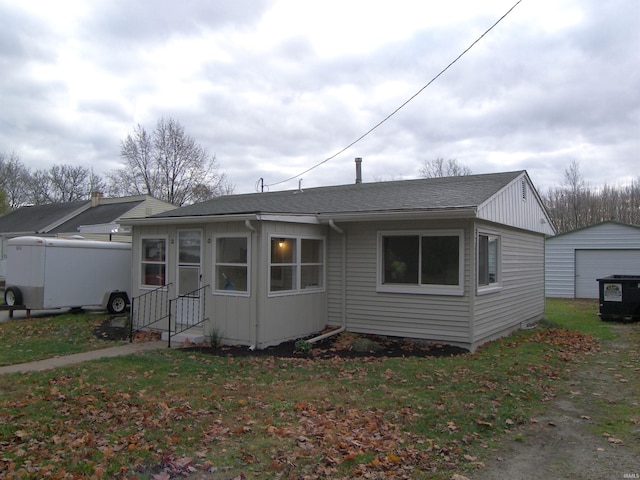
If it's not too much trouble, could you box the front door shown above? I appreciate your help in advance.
[176,230,202,327]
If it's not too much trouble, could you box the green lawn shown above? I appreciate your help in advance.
[0,299,637,479]
[0,311,127,366]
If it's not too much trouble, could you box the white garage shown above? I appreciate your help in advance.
[546,221,640,299]
[575,249,640,298]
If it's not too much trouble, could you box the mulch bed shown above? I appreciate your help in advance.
[183,333,468,359]
[93,318,467,359]
[93,317,130,341]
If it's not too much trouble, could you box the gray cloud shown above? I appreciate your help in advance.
[0,0,638,196]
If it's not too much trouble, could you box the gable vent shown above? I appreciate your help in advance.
[521,179,527,201]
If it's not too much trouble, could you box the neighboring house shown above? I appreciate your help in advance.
[0,194,175,280]
[125,170,555,352]
[545,221,640,299]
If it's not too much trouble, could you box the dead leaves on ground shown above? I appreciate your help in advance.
[0,325,602,479]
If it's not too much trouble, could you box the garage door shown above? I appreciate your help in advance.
[575,249,640,298]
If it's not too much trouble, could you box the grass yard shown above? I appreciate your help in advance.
[0,311,128,366]
[0,299,637,479]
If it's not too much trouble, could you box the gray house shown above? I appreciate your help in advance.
[545,221,640,299]
[126,170,555,352]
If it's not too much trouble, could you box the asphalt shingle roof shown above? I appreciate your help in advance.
[49,200,144,233]
[0,200,89,233]
[154,171,524,218]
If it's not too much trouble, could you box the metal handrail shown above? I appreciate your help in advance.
[129,283,172,342]
[167,284,210,348]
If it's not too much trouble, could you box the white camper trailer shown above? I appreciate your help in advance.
[3,236,131,314]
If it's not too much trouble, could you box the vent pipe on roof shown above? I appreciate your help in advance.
[355,157,362,184]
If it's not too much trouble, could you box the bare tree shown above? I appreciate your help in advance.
[420,158,472,178]
[0,151,31,209]
[108,124,157,198]
[48,165,92,202]
[0,189,8,215]
[109,118,233,206]
[27,164,102,205]
[563,160,585,230]
[542,158,640,234]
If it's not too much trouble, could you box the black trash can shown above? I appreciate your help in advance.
[597,275,640,322]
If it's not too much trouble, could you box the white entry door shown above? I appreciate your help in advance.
[176,230,202,326]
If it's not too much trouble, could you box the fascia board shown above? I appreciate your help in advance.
[122,213,258,226]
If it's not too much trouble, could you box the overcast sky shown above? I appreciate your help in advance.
[1,0,638,195]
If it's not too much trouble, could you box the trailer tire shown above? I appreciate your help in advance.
[4,287,22,306]
[107,292,128,314]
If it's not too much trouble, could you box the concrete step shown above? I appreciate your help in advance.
[161,331,205,345]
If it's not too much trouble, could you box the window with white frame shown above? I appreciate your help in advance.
[269,236,324,294]
[378,230,464,295]
[140,237,167,287]
[478,233,500,288]
[214,236,249,294]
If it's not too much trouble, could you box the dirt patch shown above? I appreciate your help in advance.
[182,331,468,360]
[93,316,161,343]
[473,323,640,480]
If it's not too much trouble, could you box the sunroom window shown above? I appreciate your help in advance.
[379,230,464,295]
[141,237,167,287]
[269,236,324,294]
[215,236,249,293]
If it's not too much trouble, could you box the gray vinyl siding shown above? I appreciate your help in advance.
[130,224,173,331]
[474,225,545,345]
[257,221,328,347]
[327,219,473,347]
[326,228,345,327]
[206,221,255,345]
[545,222,640,298]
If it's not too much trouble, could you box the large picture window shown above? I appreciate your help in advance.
[214,236,249,294]
[141,237,167,287]
[478,233,500,289]
[269,236,324,294]
[378,230,464,295]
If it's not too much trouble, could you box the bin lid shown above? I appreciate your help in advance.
[597,274,640,281]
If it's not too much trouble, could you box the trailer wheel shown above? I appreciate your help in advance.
[4,287,23,306]
[107,293,128,314]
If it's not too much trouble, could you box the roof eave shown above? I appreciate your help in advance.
[122,207,479,227]
[122,213,260,226]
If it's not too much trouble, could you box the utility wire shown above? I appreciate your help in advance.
[263,0,523,190]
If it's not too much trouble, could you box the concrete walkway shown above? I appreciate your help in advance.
[0,341,168,374]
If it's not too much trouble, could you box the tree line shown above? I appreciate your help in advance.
[1,138,637,235]
[541,160,640,234]
[0,118,233,213]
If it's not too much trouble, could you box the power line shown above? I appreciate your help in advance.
[263,0,523,190]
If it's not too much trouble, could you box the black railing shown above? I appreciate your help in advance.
[129,283,172,342]
[167,284,210,348]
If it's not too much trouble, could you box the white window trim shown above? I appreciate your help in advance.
[377,229,465,296]
[139,234,169,290]
[213,233,251,297]
[268,234,326,297]
[477,231,502,295]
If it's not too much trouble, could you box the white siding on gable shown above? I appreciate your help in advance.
[545,222,640,298]
[478,174,554,236]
